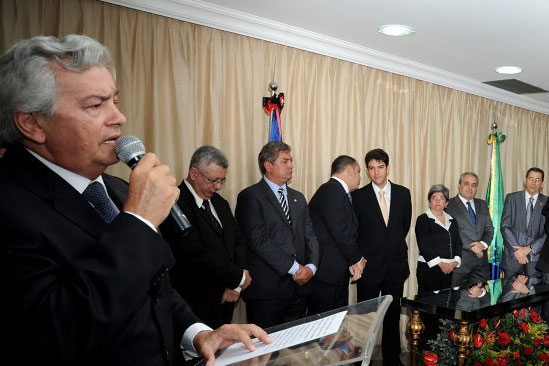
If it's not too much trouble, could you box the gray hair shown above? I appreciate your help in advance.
[427,184,450,201]
[458,171,479,184]
[258,141,291,175]
[189,145,229,170]
[0,34,113,147]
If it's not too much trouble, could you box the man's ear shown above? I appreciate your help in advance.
[12,111,46,144]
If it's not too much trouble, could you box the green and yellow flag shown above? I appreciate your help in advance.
[486,130,506,279]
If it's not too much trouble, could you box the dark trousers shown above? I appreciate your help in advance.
[246,293,307,329]
[307,279,349,316]
[356,275,404,364]
[416,261,453,293]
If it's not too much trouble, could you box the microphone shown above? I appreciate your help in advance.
[115,135,192,235]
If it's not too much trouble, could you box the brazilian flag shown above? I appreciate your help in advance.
[486,130,506,280]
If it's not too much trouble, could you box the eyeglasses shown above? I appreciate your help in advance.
[528,177,542,183]
[430,196,446,202]
[199,170,226,185]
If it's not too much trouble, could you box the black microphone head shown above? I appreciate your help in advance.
[116,135,146,167]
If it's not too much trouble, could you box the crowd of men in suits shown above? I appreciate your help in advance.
[1,33,548,366]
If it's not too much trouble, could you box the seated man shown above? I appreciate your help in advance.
[0,34,269,366]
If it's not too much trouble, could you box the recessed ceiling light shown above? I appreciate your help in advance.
[378,24,415,37]
[495,66,523,75]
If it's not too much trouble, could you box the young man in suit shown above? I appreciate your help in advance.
[160,146,251,328]
[352,148,412,366]
[308,155,366,315]
[501,168,547,277]
[235,141,319,328]
[0,34,268,366]
[445,172,494,287]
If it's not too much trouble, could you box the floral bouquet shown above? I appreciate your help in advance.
[423,308,549,365]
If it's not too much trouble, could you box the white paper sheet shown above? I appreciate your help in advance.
[215,310,348,366]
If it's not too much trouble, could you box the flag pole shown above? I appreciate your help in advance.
[486,122,506,282]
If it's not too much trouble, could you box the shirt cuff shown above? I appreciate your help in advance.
[181,323,212,360]
[427,256,442,268]
[288,260,299,275]
[306,263,317,275]
[454,256,462,267]
[124,211,157,233]
[480,241,488,250]
[233,270,246,292]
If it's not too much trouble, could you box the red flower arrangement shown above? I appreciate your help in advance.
[424,308,549,366]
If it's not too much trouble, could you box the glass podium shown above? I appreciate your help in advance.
[401,275,549,366]
[197,295,392,366]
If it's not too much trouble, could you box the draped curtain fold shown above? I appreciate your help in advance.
[3,0,549,331]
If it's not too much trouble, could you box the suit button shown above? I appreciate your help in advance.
[155,297,161,304]
[165,348,170,357]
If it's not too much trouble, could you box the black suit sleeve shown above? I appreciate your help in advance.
[401,188,413,238]
[1,212,185,360]
[303,204,320,267]
[415,214,439,263]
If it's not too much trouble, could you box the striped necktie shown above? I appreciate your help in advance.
[278,187,291,224]
[526,196,534,228]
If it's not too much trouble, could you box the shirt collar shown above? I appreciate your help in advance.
[525,190,539,203]
[331,176,349,194]
[425,208,453,230]
[458,194,474,207]
[372,180,391,197]
[26,148,106,194]
[184,179,205,208]
[263,176,288,196]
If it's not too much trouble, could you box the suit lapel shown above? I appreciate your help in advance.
[259,179,291,226]
[366,183,386,225]
[331,179,357,226]
[180,182,223,236]
[454,196,475,229]
[528,193,547,234]
[517,191,528,230]
[10,148,109,238]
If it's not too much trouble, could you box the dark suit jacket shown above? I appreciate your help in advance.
[235,179,319,300]
[308,178,361,285]
[501,191,547,275]
[0,147,198,366]
[445,195,494,250]
[160,182,247,327]
[351,181,412,283]
[535,200,549,272]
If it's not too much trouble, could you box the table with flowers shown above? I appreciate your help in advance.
[402,275,549,366]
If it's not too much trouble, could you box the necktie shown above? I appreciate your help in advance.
[278,188,291,224]
[347,192,353,204]
[526,196,534,228]
[466,201,477,228]
[202,200,222,233]
[82,181,118,223]
[379,189,388,226]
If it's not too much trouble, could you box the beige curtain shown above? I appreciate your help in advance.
[3,0,549,340]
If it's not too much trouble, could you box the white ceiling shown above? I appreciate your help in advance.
[104,0,549,115]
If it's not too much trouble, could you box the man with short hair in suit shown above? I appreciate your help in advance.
[235,141,320,328]
[445,172,494,287]
[0,34,269,366]
[160,146,251,328]
[308,155,366,315]
[352,148,412,366]
[501,168,547,277]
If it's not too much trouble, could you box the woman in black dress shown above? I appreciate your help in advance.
[416,184,462,293]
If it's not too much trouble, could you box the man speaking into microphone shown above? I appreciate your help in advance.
[0,34,269,366]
